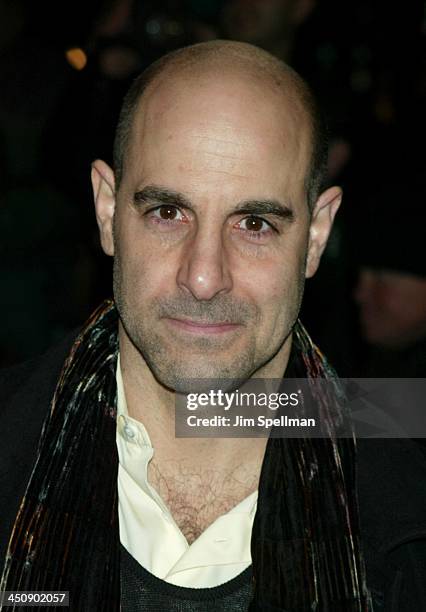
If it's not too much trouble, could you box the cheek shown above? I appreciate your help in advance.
[115,225,179,305]
[116,228,144,287]
[239,249,306,322]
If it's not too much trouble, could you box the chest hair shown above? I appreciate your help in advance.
[148,460,259,544]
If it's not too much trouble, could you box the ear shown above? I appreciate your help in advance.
[305,185,342,278]
[91,159,116,256]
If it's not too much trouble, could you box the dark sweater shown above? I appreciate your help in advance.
[120,544,253,611]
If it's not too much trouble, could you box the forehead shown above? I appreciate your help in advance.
[124,70,311,202]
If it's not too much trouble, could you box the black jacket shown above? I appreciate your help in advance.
[1,335,426,611]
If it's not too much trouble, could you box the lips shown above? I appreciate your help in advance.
[164,317,241,335]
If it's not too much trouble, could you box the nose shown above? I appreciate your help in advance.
[176,226,233,301]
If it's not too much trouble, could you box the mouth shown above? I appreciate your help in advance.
[164,317,242,335]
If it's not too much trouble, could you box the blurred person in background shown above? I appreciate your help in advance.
[354,178,426,378]
[355,269,426,376]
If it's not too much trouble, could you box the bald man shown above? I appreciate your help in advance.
[1,41,426,611]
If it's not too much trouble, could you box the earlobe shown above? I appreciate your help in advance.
[305,186,342,278]
[91,159,116,256]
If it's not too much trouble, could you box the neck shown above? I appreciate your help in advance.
[118,322,292,470]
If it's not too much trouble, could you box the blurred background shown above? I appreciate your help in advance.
[1,0,425,376]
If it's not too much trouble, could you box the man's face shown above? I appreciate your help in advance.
[98,71,324,392]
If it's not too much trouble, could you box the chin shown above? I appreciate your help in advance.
[147,354,254,394]
[156,366,247,394]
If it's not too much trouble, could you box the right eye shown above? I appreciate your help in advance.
[144,204,191,231]
[149,205,185,222]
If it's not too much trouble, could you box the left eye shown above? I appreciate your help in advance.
[238,216,271,233]
[150,205,185,221]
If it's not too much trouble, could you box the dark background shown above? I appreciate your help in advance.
[1,0,425,374]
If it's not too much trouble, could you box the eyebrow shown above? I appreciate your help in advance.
[232,200,294,221]
[133,185,294,221]
[134,186,191,209]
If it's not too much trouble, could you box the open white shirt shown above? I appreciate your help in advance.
[116,355,257,588]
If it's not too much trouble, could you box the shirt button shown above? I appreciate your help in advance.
[124,424,136,440]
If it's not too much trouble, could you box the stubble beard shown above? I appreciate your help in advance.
[113,251,306,394]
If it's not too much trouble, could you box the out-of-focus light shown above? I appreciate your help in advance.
[65,47,87,71]
[146,19,161,35]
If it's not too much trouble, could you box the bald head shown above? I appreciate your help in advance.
[113,40,327,210]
